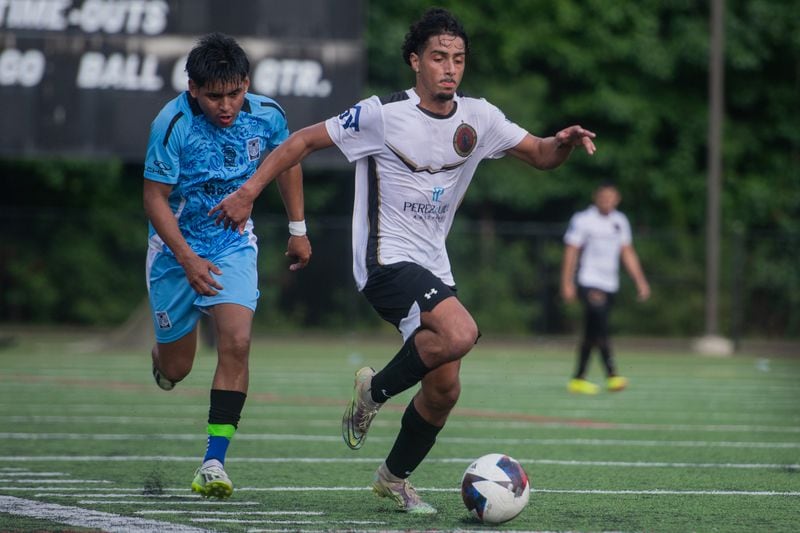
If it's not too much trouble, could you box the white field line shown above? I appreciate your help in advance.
[0,472,66,476]
[136,510,325,515]
[8,486,800,498]
[5,456,798,470]
[78,500,259,505]
[0,495,212,533]
[25,486,800,496]
[0,479,111,484]
[1,402,797,419]
[5,414,800,434]
[189,519,385,525]
[2,432,798,448]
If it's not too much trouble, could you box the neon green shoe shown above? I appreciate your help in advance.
[372,463,437,515]
[567,378,600,395]
[607,376,629,392]
[191,462,233,499]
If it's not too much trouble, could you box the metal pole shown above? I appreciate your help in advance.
[705,0,725,336]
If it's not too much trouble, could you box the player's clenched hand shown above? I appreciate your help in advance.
[209,189,254,234]
[181,255,223,296]
[286,235,312,271]
[555,125,597,155]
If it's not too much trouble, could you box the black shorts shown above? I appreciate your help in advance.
[362,261,456,338]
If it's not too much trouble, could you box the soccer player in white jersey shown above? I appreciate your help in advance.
[143,33,311,499]
[561,181,650,395]
[211,8,596,513]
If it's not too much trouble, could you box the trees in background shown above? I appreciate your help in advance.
[1,1,797,337]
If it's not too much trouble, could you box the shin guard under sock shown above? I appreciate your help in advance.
[203,389,246,465]
[370,333,431,403]
[385,401,442,478]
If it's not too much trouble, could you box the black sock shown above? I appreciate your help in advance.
[599,342,617,376]
[574,342,592,379]
[370,333,431,403]
[385,401,442,479]
[204,389,247,464]
[209,389,247,427]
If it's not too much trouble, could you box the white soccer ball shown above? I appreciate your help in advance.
[461,453,530,524]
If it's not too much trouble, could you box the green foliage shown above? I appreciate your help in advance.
[1,1,798,337]
[0,159,144,325]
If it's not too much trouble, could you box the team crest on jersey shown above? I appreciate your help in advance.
[246,138,260,161]
[453,123,477,157]
[223,145,236,167]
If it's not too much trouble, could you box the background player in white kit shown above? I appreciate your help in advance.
[561,181,650,395]
[211,7,596,513]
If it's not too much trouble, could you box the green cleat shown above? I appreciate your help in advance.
[191,462,233,499]
[607,375,629,392]
[568,377,600,395]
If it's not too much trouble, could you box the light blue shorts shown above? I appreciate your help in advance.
[147,243,259,343]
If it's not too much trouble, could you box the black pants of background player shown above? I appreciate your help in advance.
[573,285,618,379]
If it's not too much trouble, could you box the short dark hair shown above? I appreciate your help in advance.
[595,180,618,192]
[401,7,469,66]
[185,32,250,88]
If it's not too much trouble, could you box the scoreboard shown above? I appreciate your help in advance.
[0,0,364,165]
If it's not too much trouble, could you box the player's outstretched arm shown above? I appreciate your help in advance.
[508,125,596,170]
[209,122,334,233]
[276,163,312,271]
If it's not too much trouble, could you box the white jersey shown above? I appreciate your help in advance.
[563,205,632,293]
[325,89,528,290]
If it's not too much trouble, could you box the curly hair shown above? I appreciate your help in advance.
[185,32,250,88]
[401,7,469,66]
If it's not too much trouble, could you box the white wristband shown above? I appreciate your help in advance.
[288,220,307,236]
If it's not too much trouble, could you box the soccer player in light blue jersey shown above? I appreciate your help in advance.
[143,32,311,499]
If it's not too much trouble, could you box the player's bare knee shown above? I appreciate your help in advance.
[446,324,479,359]
[425,381,461,413]
[217,332,251,359]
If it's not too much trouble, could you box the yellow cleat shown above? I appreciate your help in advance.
[567,378,600,395]
[191,462,233,499]
[607,376,629,392]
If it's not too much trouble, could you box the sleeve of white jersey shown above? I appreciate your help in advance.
[564,212,585,246]
[324,96,385,163]
[618,213,633,245]
[480,99,529,160]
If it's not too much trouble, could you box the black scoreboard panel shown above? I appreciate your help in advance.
[0,0,363,166]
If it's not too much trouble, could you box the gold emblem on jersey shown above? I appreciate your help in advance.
[453,123,477,157]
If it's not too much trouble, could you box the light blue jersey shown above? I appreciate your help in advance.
[144,91,289,342]
[144,91,289,257]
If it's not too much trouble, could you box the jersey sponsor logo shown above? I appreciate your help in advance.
[403,201,450,215]
[246,137,260,161]
[431,186,445,202]
[223,145,236,167]
[203,179,238,197]
[338,104,361,131]
[146,159,171,176]
[453,122,477,157]
[155,311,172,330]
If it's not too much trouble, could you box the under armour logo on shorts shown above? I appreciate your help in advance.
[156,311,172,330]
[424,288,438,300]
